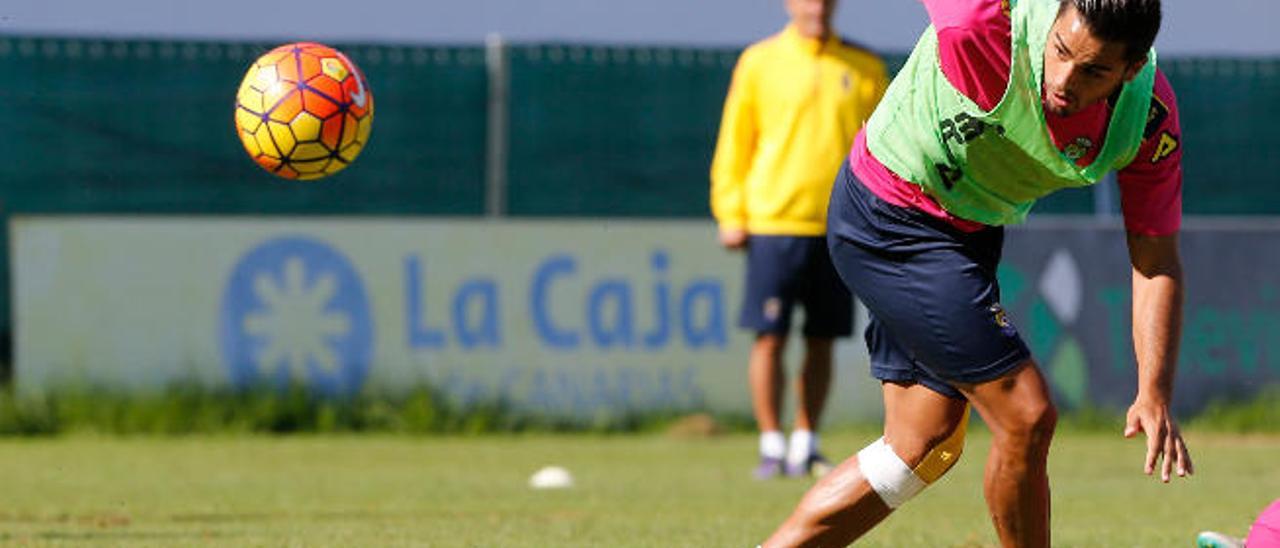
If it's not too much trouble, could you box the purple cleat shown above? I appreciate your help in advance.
[754,456,785,480]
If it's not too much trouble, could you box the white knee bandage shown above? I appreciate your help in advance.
[857,438,925,509]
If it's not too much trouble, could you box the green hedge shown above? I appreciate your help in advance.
[0,383,1274,436]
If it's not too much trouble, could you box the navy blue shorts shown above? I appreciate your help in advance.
[826,162,1030,399]
[738,235,854,338]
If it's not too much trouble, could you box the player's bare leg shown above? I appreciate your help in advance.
[956,360,1057,548]
[792,337,833,432]
[750,333,789,477]
[763,382,969,547]
[786,336,835,476]
[750,333,788,433]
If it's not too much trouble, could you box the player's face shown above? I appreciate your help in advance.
[1041,4,1147,116]
[785,0,837,40]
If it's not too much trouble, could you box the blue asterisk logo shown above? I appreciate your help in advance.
[220,236,373,395]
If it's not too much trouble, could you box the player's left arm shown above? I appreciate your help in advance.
[1123,231,1192,482]
[1117,68,1193,482]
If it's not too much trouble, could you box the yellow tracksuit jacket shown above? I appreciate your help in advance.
[711,25,888,236]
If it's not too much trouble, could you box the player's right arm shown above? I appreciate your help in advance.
[710,49,759,250]
[920,0,1013,110]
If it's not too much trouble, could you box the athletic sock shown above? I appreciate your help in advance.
[760,431,786,459]
[787,430,818,467]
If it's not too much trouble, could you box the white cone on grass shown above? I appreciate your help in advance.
[529,466,574,489]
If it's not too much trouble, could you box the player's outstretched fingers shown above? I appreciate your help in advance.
[1123,408,1145,467]
[1181,436,1195,476]
[1144,418,1165,476]
[1161,428,1176,482]
[1173,431,1194,478]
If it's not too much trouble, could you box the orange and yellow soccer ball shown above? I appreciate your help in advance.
[234,42,373,180]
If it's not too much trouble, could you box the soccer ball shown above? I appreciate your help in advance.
[234,42,373,180]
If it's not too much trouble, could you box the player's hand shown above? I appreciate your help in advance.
[1123,396,1194,482]
[719,228,748,250]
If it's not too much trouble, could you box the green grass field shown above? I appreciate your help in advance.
[0,430,1275,547]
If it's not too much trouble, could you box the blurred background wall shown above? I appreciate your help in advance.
[1,1,1277,418]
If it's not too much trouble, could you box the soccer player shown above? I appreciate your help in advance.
[710,0,887,479]
[761,0,1192,545]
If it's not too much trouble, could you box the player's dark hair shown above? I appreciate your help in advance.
[1057,0,1161,62]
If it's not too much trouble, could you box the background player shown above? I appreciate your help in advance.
[710,0,887,479]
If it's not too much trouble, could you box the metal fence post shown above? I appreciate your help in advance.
[485,33,510,218]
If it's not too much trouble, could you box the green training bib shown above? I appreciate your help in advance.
[865,0,1156,225]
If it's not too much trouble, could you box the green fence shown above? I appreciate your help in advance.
[0,39,488,215]
[1,35,1278,338]
[1162,57,1280,215]
[506,45,738,216]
